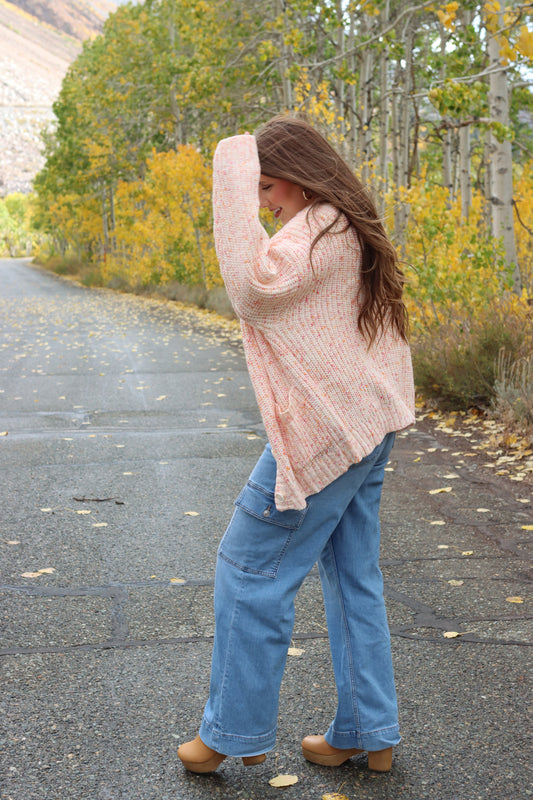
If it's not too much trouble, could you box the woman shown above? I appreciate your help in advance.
[178,116,415,774]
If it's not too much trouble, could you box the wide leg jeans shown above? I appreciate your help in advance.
[199,432,400,757]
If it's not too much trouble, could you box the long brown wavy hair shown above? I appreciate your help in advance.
[255,115,408,345]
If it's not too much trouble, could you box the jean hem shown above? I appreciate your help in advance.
[325,723,401,751]
[199,717,277,757]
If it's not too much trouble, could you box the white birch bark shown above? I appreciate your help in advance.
[336,0,346,139]
[487,9,520,290]
[276,0,292,109]
[346,7,357,165]
[378,0,390,214]
[459,124,471,220]
[357,14,374,183]
[458,7,473,219]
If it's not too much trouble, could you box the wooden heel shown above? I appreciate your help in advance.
[177,735,226,773]
[242,754,266,766]
[367,747,392,772]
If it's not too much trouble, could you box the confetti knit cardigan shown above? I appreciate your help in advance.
[213,134,415,511]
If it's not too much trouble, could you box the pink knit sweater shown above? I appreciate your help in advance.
[213,134,415,511]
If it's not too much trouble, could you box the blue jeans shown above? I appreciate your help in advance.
[199,432,400,757]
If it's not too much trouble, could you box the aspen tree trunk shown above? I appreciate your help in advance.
[108,184,116,255]
[487,8,520,291]
[336,0,346,139]
[400,20,413,190]
[167,15,184,146]
[277,0,292,109]
[439,23,453,202]
[358,15,374,184]
[378,0,390,216]
[458,7,473,219]
[391,65,405,248]
[483,128,493,233]
[170,82,184,146]
[392,17,413,247]
[346,7,357,166]
[101,185,109,262]
[459,124,471,220]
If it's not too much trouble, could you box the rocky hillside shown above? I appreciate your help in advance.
[0,0,117,195]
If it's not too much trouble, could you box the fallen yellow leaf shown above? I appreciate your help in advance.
[443,629,476,638]
[429,487,453,494]
[21,568,56,578]
[92,522,108,528]
[323,794,350,800]
[447,580,464,586]
[506,596,524,603]
[269,774,299,787]
[521,525,533,531]
[287,647,305,656]
[184,511,199,516]
[170,578,186,584]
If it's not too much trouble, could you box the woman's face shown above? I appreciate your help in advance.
[259,175,309,225]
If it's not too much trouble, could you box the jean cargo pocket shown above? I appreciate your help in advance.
[218,480,308,578]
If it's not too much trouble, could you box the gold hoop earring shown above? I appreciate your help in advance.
[302,189,311,201]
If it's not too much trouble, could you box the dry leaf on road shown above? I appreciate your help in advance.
[287,647,304,656]
[323,794,350,800]
[443,629,476,638]
[21,568,56,578]
[269,774,299,787]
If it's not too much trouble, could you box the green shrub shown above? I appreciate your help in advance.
[412,297,532,410]
[493,350,533,429]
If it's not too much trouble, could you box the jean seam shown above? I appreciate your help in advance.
[218,551,277,579]
[246,479,275,498]
[236,482,309,530]
[330,723,399,737]
[327,538,361,733]
[233,503,304,530]
[215,568,246,730]
[201,717,278,743]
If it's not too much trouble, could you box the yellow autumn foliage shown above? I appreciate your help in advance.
[398,168,533,333]
[513,160,533,292]
[103,146,220,289]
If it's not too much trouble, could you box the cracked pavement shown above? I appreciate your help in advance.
[1,258,532,800]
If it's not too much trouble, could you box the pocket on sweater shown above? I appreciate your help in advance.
[218,480,308,578]
[276,387,332,468]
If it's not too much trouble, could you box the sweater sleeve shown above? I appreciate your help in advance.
[213,134,313,323]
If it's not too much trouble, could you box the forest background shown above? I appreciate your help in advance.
[2,0,533,435]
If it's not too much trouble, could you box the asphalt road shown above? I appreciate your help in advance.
[1,258,532,800]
